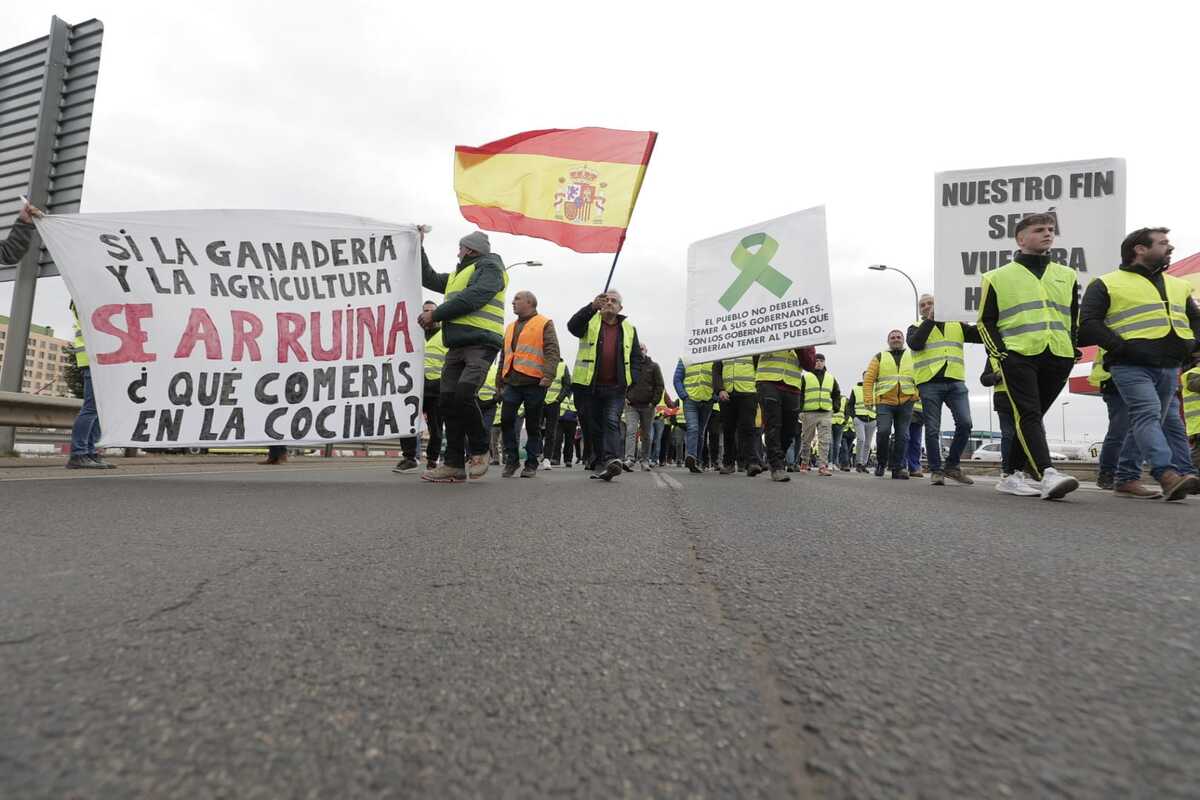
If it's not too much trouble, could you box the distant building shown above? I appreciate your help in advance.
[0,314,74,397]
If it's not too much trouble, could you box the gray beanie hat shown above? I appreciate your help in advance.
[459,231,491,255]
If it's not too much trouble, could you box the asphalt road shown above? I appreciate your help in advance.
[2,461,1198,798]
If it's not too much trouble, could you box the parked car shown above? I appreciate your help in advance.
[971,442,1067,462]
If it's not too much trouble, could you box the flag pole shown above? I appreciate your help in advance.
[602,132,658,293]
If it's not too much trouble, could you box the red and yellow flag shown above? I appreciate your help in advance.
[453,127,657,254]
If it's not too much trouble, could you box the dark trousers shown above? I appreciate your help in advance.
[573,386,593,466]
[996,403,1016,474]
[558,418,578,463]
[757,381,799,470]
[875,401,915,471]
[704,411,722,466]
[501,383,548,466]
[578,384,625,466]
[439,345,497,468]
[722,392,761,468]
[541,402,561,462]
[402,387,443,462]
[993,351,1073,478]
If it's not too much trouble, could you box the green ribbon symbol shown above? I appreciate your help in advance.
[718,233,793,311]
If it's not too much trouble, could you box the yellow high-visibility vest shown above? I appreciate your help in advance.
[444,260,508,336]
[70,304,89,368]
[852,384,876,420]
[980,260,1075,358]
[424,330,447,382]
[755,350,802,388]
[913,320,966,384]
[1097,269,1192,343]
[722,356,756,393]
[1181,367,1200,437]
[873,349,917,400]
[477,364,499,402]
[573,315,634,386]
[801,370,835,412]
[683,362,714,401]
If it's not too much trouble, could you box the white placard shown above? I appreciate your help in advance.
[934,158,1126,321]
[684,206,835,363]
[37,209,424,447]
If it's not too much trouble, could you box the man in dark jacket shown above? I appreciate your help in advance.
[568,289,643,481]
[624,343,664,470]
[416,230,507,483]
[1079,226,1200,500]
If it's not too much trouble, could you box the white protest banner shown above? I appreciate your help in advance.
[36,210,423,447]
[934,158,1126,321]
[684,206,834,363]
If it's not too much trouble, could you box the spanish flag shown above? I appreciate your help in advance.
[453,127,657,254]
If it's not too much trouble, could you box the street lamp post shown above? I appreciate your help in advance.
[505,260,543,271]
[1061,400,1071,441]
[867,264,920,320]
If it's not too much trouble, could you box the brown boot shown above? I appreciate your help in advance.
[1113,479,1163,500]
[1158,469,1200,502]
[258,454,288,466]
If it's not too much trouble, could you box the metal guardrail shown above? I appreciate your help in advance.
[0,390,82,427]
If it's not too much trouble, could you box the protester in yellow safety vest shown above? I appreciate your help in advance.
[416,229,507,483]
[979,212,1080,500]
[862,329,918,479]
[65,300,114,470]
[847,374,876,473]
[394,300,448,474]
[673,358,717,473]
[908,292,982,486]
[539,360,571,470]
[1083,349,1126,491]
[714,355,764,476]
[495,290,561,478]
[567,289,643,481]
[1079,226,1200,500]
[756,347,818,482]
[797,353,841,476]
[1181,365,1200,473]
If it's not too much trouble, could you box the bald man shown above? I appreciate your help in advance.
[497,290,561,477]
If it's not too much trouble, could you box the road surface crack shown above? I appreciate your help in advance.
[661,482,825,798]
[138,554,264,623]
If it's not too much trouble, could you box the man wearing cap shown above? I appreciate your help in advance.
[798,352,841,476]
[416,229,507,483]
[978,213,1080,500]
[908,292,982,486]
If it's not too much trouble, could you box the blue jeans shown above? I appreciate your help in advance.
[829,424,843,465]
[906,420,923,472]
[1099,389,1131,477]
[1110,365,1185,483]
[581,384,626,465]
[651,419,665,463]
[875,401,914,471]
[501,383,547,466]
[683,398,713,460]
[1163,394,1197,476]
[920,380,972,471]
[70,367,101,456]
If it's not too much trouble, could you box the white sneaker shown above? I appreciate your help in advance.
[541,458,552,471]
[996,472,1041,497]
[1039,467,1079,500]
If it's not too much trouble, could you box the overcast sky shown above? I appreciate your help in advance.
[7,0,1200,442]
